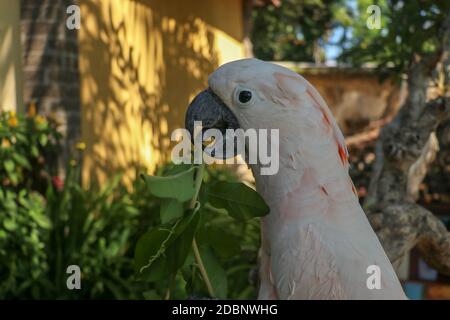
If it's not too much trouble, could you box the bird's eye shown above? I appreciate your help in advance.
[234,87,255,107]
[238,90,252,103]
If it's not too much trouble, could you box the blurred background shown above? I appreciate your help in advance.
[0,0,449,299]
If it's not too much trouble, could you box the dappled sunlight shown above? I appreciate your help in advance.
[78,0,244,187]
[0,0,23,112]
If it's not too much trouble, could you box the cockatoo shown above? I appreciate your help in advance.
[185,58,406,299]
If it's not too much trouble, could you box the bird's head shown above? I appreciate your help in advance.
[185,58,348,175]
[186,59,296,141]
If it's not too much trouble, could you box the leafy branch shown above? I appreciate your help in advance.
[135,163,269,299]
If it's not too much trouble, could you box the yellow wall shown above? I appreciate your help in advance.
[0,0,23,112]
[78,0,244,186]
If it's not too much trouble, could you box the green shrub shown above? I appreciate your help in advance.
[0,189,50,298]
[0,110,61,193]
[0,110,264,300]
[41,166,148,299]
[0,110,148,299]
[0,163,153,299]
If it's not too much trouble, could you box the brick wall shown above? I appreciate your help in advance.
[20,0,81,166]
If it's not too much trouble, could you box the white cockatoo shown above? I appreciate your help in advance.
[185,58,406,299]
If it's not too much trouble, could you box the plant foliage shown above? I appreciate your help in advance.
[135,164,269,299]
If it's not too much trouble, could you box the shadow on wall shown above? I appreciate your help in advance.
[0,0,23,112]
[79,0,243,187]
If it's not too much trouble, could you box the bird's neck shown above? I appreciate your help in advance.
[250,145,359,224]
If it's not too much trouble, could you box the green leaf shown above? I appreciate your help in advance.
[207,182,270,220]
[141,166,195,202]
[134,227,172,280]
[140,257,169,283]
[160,199,183,224]
[135,205,201,280]
[200,246,228,299]
[134,228,172,272]
[3,218,17,231]
[8,173,19,185]
[39,134,48,146]
[166,207,201,273]
[29,210,52,229]
[12,153,31,170]
[142,290,161,300]
[31,145,39,157]
[197,226,241,259]
[162,163,193,176]
[171,272,188,299]
[4,159,14,172]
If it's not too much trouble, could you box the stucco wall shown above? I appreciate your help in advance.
[0,0,23,112]
[305,72,404,135]
[78,0,245,186]
[276,63,405,135]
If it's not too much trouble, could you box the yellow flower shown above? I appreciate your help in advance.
[1,138,11,148]
[70,159,77,167]
[7,116,18,127]
[35,115,47,126]
[27,101,37,117]
[75,142,86,150]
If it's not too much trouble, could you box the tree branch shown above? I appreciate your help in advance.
[365,97,450,206]
[416,206,450,275]
[368,202,450,275]
[363,9,450,276]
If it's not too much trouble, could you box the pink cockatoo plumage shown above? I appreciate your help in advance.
[186,58,406,299]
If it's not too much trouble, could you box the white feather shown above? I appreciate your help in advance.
[209,58,406,300]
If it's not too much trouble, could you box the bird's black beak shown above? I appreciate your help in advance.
[185,88,240,159]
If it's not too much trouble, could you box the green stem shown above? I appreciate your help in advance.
[189,164,205,209]
[164,273,176,300]
[192,238,215,297]
[189,164,215,298]
[204,203,227,214]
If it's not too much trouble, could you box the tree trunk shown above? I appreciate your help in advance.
[364,11,450,275]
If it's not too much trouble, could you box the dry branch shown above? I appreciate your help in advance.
[363,10,450,275]
[365,90,450,273]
